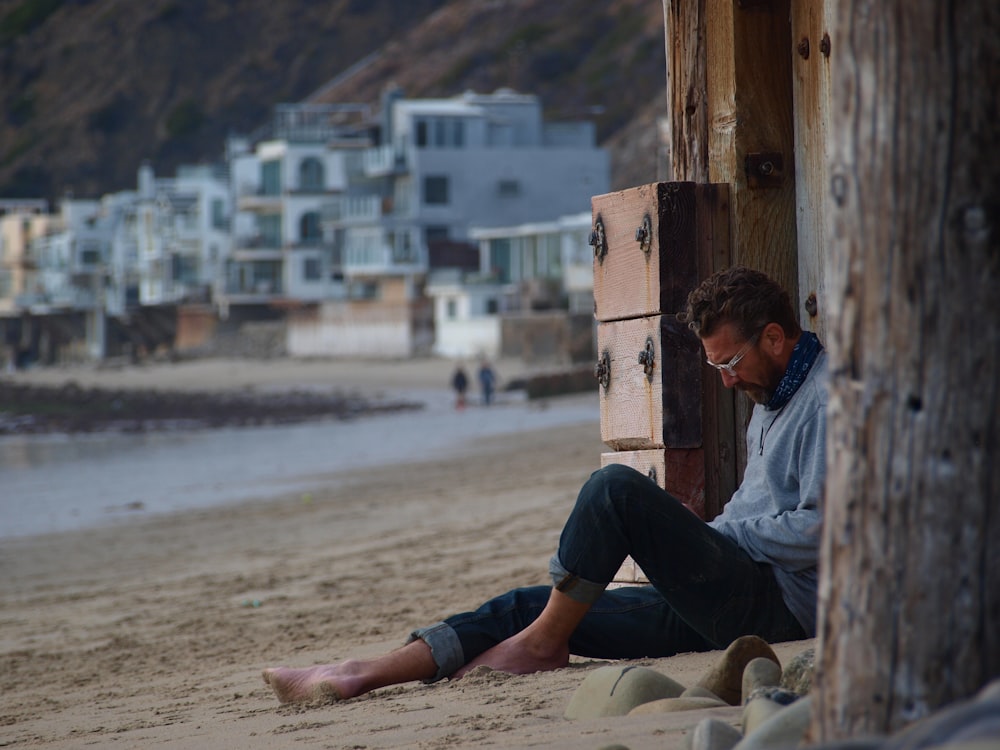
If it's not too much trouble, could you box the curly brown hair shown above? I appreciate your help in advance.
[678,266,801,340]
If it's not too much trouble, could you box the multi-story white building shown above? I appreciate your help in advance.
[133,162,232,308]
[332,88,607,281]
[0,88,608,363]
[226,104,369,310]
[287,88,609,358]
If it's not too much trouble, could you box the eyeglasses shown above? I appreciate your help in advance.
[706,332,760,376]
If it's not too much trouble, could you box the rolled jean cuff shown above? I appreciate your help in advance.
[548,554,607,605]
[407,621,464,682]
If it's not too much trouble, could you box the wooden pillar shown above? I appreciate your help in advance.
[812,0,1000,739]
[790,0,835,342]
[662,0,709,184]
[704,0,799,470]
[658,2,741,516]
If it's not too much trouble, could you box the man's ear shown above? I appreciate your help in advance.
[761,322,785,355]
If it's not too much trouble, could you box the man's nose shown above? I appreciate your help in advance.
[719,370,739,388]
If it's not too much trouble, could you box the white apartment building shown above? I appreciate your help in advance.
[226,104,368,309]
[334,88,607,281]
[133,162,232,309]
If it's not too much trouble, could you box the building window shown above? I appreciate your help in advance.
[452,119,465,147]
[211,198,227,229]
[415,120,428,148]
[299,211,322,245]
[80,245,102,266]
[261,161,281,196]
[446,298,457,319]
[426,225,449,243]
[423,175,449,205]
[299,157,324,192]
[303,257,321,281]
[258,214,282,247]
[486,298,499,314]
[489,238,512,283]
[171,255,198,283]
[497,179,520,197]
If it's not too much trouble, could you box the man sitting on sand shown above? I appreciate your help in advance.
[263,266,827,704]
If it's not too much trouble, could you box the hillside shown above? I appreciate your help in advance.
[0,0,667,202]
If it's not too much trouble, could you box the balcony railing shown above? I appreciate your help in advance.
[323,195,382,225]
[343,241,423,275]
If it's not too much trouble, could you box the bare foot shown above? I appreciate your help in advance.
[262,661,367,703]
[453,630,569,679]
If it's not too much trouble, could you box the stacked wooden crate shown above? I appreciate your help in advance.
[590,182,732,585]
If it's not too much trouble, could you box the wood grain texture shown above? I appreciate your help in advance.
[592,182,729,322]
[704,0,799,475]
[790,0,834,342]
[812,0,1000,740]
[662,0,709,183]
[597,315,703,451]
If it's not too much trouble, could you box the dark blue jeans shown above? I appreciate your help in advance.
[411,464,806,680]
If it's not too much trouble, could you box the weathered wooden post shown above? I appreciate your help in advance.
[812,0,1000,739]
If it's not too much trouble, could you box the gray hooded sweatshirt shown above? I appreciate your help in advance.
[708,351,828,635]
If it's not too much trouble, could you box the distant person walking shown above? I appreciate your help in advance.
[478,359,497,406]
[451,365,469,410]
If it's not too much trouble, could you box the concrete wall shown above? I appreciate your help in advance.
[432,316,501,359]
[287,300,418,358]
[500,312,596,364]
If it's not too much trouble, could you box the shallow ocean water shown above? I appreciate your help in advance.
[0,389,597,539]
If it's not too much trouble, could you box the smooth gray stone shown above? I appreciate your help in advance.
[690,717,744,750]
[742,658,782,705]
[697,636,780,706]
[683,685,727,701]
[742,696,786,736]
[628,696,730,716]
[564,665,685,719]
[780,647,815,696]
[733,695,812,750]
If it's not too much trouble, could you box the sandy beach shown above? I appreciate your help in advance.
[1,356,813,749]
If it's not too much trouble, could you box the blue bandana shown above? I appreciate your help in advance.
[765,331,823,411]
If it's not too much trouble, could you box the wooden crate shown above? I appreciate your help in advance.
[596,314,703,451]
[591,182,729,322]
[590,180,733,586]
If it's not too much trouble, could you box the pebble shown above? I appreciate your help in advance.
[689,717,744,750]
[696,636,780,706]
[741,657,782,704]
[627,696,730,716]
[732,694,812,750]
[780,647,815,695]
[742,695,787,735]
[683,685,727,701]
[564,665,685,719]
